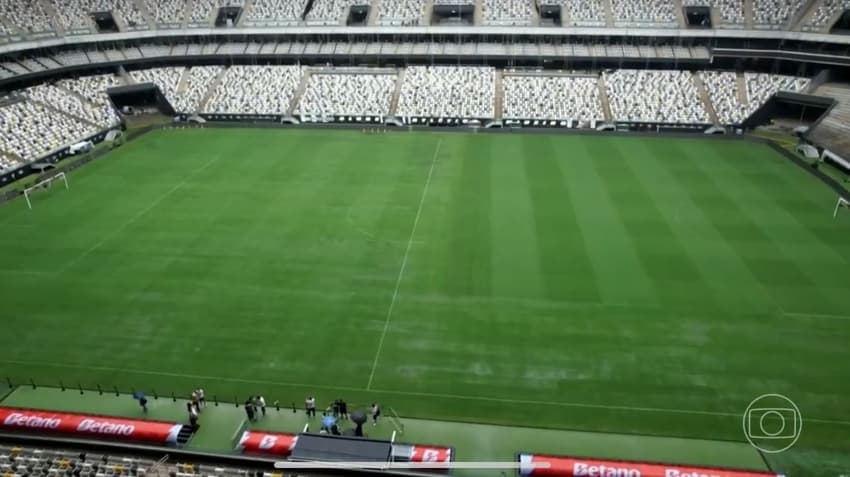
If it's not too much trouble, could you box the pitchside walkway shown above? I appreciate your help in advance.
[1,387,768,475]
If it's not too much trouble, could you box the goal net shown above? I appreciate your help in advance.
[24,172,69,209]
[834,197,849,218]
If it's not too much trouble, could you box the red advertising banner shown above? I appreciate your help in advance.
[0,407,183,444]
[237,431,298,456]
[410,446,453,463]
[518,454,785,477]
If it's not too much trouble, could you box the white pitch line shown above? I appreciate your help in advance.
[57,153,223,275]
[782,311,850,321]
[3,358,850,426]
[365,137,443,390]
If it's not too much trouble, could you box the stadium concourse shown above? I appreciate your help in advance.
[0,65,812,174]
[0,0,844,31]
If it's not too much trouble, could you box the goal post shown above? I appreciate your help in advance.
[23,172,69,209]
[834,197,849,218]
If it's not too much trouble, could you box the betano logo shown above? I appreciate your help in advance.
[77,419,135,435]
[3,413,62,429]
[573,462,641,477]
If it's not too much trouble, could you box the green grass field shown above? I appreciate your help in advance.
[1,128,849,474]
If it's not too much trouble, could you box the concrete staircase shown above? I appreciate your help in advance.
[423,0,435,25]
[118,65,133,85]
[56,85,96,106]
[597,75,613,122]
[473,0,483,25]
[788,0,820,30]
[181,0,193,28]
[132,0,155,27]
[197,67,229,113]
[238,0,254,26]
[810,83,850,160]
[494,69,504,120]
[603,0,615,27]
[736,72,749,105]
[29,99,98,129]
[672,0,687,28]
[389,68,406,115]
[177,68,191,94]
[38,0,65,34]
[692,72,719,125]
[744,0,754,28]
[288,70,313,115]
[367,0,383,25]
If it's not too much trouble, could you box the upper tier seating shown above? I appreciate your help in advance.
[204,65,302,114]
[611,0,676,27]
[551,0,607,26]
[397,66,495,118]
[753,0,804,28]
[683,0,745,26]
[306,0,365,24]
[604,69,709,123]
[244,0,308,25]
[377,0,424,26]
[481,0,534,25]
[503,74,604,123]
[802,0,850,31]
[296,72,396,116]
[0,0,56,34]
[145,0,188,26]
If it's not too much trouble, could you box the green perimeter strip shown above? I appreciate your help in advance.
[0,387,766,474]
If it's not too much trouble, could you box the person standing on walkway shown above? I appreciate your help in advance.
[306,396,316,418]
[370,403,380,426]
[257,396,266,417]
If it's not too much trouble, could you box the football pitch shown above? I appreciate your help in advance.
[0,128,849,469]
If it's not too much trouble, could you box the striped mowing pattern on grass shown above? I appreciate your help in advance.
[0,128,848,476]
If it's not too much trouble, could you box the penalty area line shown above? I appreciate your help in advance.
[365,137,442,391]
[2,358,850,426]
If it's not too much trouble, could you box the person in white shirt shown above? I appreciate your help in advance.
[371,403,380,426]
[306,396,316,417]
[257,396,266,417]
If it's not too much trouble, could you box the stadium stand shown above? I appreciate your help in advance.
[376,0,424,26]
[0,99,100,160]
[552,0,607,27]
[306,0,365,24]
[502,73,604,124]
[808,83,850,159]
[397,66,495,119]
[204,65,302,114]
[753,0,804,28]
[604,70,709,123]
[129,66,183,108]
[145,0,187,26]
[745,72,810,107]
[172,66,223,113]
[481,0,535,25]
[296,71,396,116]
[243,0,308,26]
[0,152,24,173]
[683,0,745,26]
[700,71,749,124]
[0,0,56,34]
[57,73,122,106]
[802,0,850,31]
[25,83,120,128]
[0,444,266,477]
[611,0,676,27]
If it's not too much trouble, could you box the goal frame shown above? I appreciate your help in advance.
[834,197,849,218]
[23,172,69,209]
